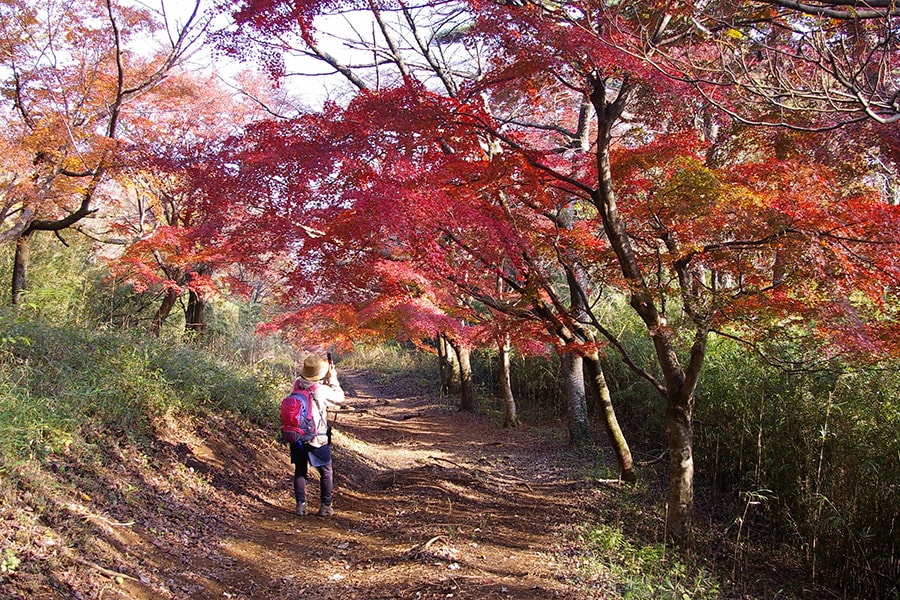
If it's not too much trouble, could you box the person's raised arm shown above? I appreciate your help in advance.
[321,355,345,407]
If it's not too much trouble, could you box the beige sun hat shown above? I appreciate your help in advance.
[300,354,329,382]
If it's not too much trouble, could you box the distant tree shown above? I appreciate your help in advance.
[104,72,274,336]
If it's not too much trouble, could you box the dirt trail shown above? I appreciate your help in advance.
[102,370,595,600]
[4,367,820,599]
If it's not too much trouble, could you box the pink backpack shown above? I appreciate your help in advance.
[280,383,319,443]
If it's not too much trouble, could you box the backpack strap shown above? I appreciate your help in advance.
[307,382,327,439]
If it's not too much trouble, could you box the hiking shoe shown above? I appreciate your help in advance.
[317,504,334,517]
[295,501,307,516]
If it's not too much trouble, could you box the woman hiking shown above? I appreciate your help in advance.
[280,353,345,517]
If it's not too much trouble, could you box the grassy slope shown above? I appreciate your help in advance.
[0,317,279,595]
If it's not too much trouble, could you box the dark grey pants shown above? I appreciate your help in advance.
[290,443,333,506]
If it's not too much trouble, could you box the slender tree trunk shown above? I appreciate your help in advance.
[523,297,636,475]
[458,345,476,412]
[560,352,591,447]
[11,232,32,306]
[151,287,180,336]
[562,248,635,480]
[499,337,520,427]
[447,337,476,412]
[584,352,636,482]
[589,74,700,544]
[438,334,459,396]
[185,289,207,336]
[438,335,449,395]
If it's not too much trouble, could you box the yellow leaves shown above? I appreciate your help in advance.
[654,157,723,215]
[725,186,767,211]
[725,28,744,41]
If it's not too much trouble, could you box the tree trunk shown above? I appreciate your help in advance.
[438,335,449,395]
[560,352,591,448]
[584,352,636,482]
[666,389,695,544]
[438,334,460,396]
[150,287,180,336]
[588,74,701,544]
[185,289,207,336]
[11,232,32,306]
[447,337,476,412]
[499,337,520,427]
[458,345,476,412]
[562,244,635,480]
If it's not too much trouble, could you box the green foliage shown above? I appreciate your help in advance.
[0,310,278,469]
[444,345,566,423]
[341,341,435,375]
[78,271,156,330]
[694,337,900,598]
[596,294,666,448]
[0,548,20,574]
[144,344,276,422]
[578,524,721,599]
[0,234,161,328]
[583,296,900,598]
[506,352,565,420]
[338,342,441,397]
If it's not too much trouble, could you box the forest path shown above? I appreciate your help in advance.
[116,369,601,600]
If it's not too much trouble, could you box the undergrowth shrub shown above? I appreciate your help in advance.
[0,312,277,471]
[341,342,435,375]
[0,234,152,327]
[595,295,665,452]
[500,352,565,422]
[577,524,721,599]
[580,323,899,599]
[695,338,900,599]
[457,348,565,427]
